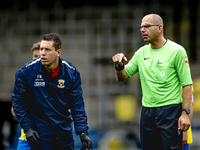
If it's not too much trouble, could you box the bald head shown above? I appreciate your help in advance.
[140,14,166,48]
[143,14,164,26]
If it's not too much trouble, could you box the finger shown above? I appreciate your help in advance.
[112,56,120,63]
[113,54,121,62]
[181,121,190,131]
[184,124,190,131]
[29,137,36,148]
[183,124,189,131]
[32,134,39,144]
[178,118,181,131]
[35,131,40,139]
[27,138,32,146]
[119,55,123,63]
[88,141,92,147]
[30,137,35,145]
[112,56,116,62]
[34,132,40,144]
[123,56,128,62]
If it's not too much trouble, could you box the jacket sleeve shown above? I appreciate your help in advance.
[11,69,32,132]
[69,69,89,135]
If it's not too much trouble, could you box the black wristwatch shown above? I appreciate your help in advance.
[182,108,190,114]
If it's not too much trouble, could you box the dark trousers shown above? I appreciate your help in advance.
[140,104,183,150]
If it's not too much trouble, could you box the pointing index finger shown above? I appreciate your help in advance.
[119,55,123,63]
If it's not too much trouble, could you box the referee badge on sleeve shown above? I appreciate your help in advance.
[184,57,189,67]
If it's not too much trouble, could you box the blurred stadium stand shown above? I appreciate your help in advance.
[0,0,200,149]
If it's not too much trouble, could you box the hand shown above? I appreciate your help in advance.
[178,113,190,131]
[112,53,128,66]
[25,128,40,148]
[79,133,93,150]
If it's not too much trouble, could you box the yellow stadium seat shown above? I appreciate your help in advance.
[115,95,136,121]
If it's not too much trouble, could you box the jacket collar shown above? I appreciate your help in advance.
[39,57,63,76]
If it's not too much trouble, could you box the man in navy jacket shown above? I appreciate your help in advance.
[11,33,93,150]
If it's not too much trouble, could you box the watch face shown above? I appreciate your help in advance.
[186,108,190,114]
[183,108,190,114]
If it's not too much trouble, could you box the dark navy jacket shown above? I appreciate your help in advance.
[11,57,88,137]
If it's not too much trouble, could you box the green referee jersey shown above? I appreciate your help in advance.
[125,40,192,107]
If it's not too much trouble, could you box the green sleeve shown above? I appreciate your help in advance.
[174,48,192,87]
[125,49,140,77]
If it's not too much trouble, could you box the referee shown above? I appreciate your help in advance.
[112,14,192,150]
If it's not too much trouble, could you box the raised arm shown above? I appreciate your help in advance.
[112,53,129,82]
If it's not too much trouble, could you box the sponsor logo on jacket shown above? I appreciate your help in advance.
[34,74,45,87]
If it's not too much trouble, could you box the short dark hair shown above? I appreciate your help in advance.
[42,33,62,50]
[31,42,40,52]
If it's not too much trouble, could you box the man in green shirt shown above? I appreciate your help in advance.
[112,14,192,150]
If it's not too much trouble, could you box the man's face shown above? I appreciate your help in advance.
[32,49,40,59]
[40,40,61,68]
[140,16,159,43]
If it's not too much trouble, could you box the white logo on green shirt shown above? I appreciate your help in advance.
[160,71,165,77]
